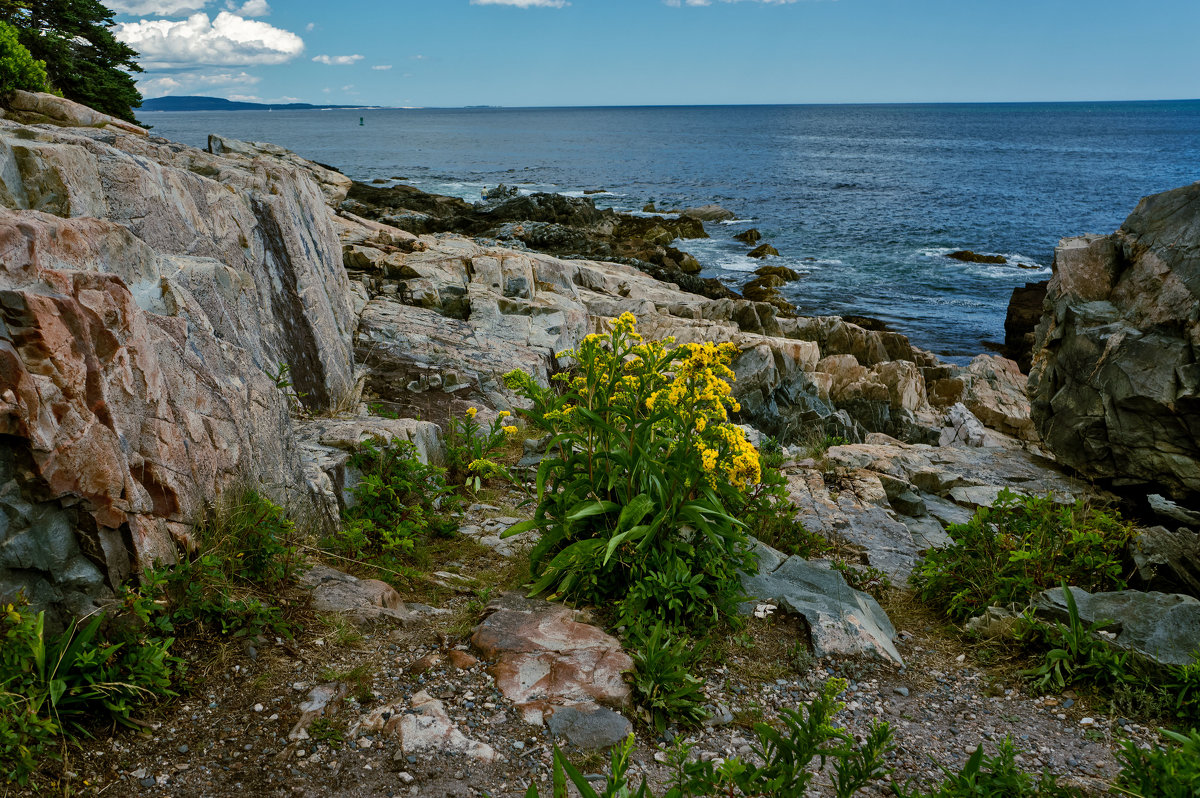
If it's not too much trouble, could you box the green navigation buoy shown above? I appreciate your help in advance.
[359,117,364,126]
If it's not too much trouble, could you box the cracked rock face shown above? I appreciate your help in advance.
[1029,181,1200,502]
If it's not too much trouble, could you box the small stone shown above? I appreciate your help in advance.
[398,772,416,784]
[253,703,264,712]
[1080,717,1096,727]
[177,744,189,754]
[893,687,910,697]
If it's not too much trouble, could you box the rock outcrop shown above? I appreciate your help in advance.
[0,95,356,624]
[1029,182,1200,501]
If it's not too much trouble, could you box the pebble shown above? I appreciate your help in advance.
[894,687,910,697]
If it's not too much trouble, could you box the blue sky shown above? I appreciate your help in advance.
[105,0,1200,107]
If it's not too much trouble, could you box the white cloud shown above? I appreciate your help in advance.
[105,0,210,15]
[138,69,260,96]
[229,0,270,17]
[313,54,363,65]
[227,94,261,101]
[469,0,569,7]
[116,12,304,67]
[305,22,316,31]
[371,64,393,70]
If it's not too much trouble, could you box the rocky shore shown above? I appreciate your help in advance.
[1,91,1198,796]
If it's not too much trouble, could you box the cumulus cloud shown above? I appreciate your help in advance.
[313,54,363,65]
[371,64,393,70]
[104,0,210,14]
[229,0,270,16]
[115,11,303,67]
[469,0,569,7]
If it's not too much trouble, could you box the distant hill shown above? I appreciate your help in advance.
[141,96,383,112]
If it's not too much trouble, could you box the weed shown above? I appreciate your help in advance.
[446,407,519,492]
[893,737,1075,797]
[628,621,708,731]
[319,664,374,704]
[911,490,1135,620]
[306,718,344,748]
[832,560,892,599]
[1114,728,1200,798]
[321,439,460,582]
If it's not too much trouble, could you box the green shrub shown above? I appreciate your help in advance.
[628,621,708,732]
[322,439,460,574]
[158,488,300,640]
[525,679,892,798]
[0,595,178,786]
[0,20,48,97]
[893,737,1074,797]
[911,490,1135,620]
[502,313,758,631]
[1015,585,1200,724]
[1114,728,1200,798]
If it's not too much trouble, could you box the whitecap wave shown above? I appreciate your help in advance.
[718,218,757,225]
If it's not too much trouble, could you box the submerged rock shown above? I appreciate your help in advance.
[946,250,1007,264]
[748,243,780,259]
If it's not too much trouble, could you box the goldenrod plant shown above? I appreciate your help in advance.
[447,406,519,492]
[502,313,759,631]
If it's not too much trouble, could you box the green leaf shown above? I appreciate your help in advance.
[501,519,540,539]
[565,500,619,523]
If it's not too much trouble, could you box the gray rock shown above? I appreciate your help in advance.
[546,705,633,749]
[1130,526,1200,597]
[1029,182,1200,500]
[903,516,953,550]
[1148,495,1200,528]
[739,541,902,664]
[1034,587,1200,668]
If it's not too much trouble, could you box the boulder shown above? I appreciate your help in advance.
[1029,182,1200,500]
[1034,587,1200,668]
[739,541,902,664]
[735,228,762,245]
[352,690,496,762]
[298,565,412,626]
[680,203,736,222]
[754,264,801,282]
[958,355,1037,441]
[748,243,780,259]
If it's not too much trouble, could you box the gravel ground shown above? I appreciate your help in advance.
[64,587,1159,798]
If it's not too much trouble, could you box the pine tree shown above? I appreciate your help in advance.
[0,0,142,122]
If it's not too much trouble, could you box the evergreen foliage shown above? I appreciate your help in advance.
[0,0,141,121]
[0,18,46,95]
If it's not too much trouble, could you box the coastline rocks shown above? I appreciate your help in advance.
[299,564,414,626]
[739,541,903,664]
[748,243,780,259]
[0,100,358,620]
[1029,182,1200,500]
[755,264,801,282]
[1130,526,1200,598]
[2,89,147,137]
[946,250,1007,264]
[1034,587,1200,668]
[958,355,1037,441]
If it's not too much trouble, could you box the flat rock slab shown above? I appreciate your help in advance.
[470,593,633,734]
[739,541,902,665]
[1034,587,1200,668]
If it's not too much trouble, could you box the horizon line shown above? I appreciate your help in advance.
[141,96,1200,112]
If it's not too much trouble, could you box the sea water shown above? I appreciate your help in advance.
[143,101,1200,359]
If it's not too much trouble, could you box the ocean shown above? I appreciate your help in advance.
[141,102,1200,360]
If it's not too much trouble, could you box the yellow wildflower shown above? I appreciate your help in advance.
[466,407,478,418]
[499,410,511,418]
[503,425,519,435]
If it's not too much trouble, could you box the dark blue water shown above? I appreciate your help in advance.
[142,102,1200,359]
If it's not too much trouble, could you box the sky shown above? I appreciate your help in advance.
[104,0,1200,107]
